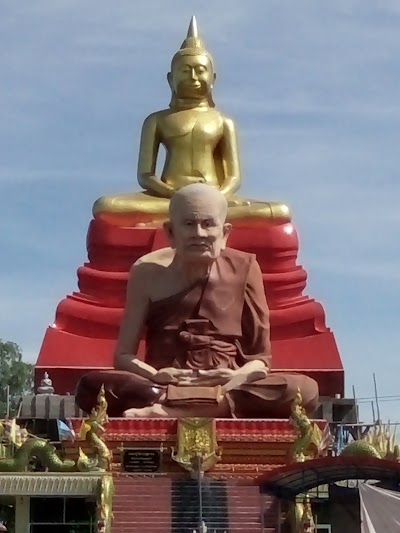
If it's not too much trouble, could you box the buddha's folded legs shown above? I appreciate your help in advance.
[75,370,318,418]
[226,198,292,226]
[92,191,292,227]
[92,191,170,226]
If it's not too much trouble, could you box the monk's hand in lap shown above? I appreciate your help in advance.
[187,368,237,386]
[152,367,194,385]
[237,362,269,384]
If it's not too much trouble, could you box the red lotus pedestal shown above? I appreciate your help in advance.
[36,219,343,396]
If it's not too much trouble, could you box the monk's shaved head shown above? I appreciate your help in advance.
[169,184,228,222]
[165,184,231,262]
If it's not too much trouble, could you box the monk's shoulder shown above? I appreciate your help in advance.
[222,248,260,283]
[223,247,256,265]
[130,248,174,280]
[134,247,174,267]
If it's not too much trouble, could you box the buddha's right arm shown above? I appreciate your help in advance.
[137,114,175,198]
[113,263,157,379]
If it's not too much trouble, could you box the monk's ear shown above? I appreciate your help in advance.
[221,222,232,248]
[163,221,175,247]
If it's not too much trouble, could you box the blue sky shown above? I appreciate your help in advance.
[1,1,399,422]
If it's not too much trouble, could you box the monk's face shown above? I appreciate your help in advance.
[168,54,215,100]
[166,198,230,262]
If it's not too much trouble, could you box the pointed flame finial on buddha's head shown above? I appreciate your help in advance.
[172,16,214,67]
[179,16,203,51]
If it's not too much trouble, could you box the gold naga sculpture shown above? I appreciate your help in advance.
[79,384,112,471]
[289,389,332,463]
[93,16,291,227]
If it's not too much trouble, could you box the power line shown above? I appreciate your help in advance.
[356,394,400,402]
[357,395,400,404]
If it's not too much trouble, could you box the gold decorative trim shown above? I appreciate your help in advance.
[104,433,296,442]
[97,474,114,533]
[172,418,221,473]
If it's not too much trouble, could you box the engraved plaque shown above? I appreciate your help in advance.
[122,448,162,473]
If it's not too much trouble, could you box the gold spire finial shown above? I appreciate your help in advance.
[187,16,198,39]
[179,16,208,54]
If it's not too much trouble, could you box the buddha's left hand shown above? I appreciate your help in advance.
[175,175,206,189]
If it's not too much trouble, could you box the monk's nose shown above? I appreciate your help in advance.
[194,224,208,237]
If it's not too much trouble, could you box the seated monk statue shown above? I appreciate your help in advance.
[76,183,318,418]
[92,16,290,228]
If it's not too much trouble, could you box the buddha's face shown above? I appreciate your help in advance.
[165,195,230,263]
[168,54,216,100]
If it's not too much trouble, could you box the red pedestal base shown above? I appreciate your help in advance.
[36,219,344,396]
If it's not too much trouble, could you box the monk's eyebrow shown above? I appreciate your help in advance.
[203,217,217,225]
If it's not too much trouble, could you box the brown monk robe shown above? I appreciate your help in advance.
[76,248,318,418]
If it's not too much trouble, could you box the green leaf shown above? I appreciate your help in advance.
[0,339,34,418]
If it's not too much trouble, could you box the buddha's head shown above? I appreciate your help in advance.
[168,17,216,107]
[165,184,231,263]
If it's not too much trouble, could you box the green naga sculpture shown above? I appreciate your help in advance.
[0,384,111,472]
[0,438,76,472]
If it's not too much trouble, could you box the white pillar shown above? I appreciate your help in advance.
[15,496,29,533]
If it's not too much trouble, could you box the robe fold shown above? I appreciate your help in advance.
[76,248,318,418]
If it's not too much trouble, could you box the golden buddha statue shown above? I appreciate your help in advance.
[93,16,291,227]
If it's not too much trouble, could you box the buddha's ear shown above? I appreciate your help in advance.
[221,222,232,248]
[164,221,175,247]
[167,71,173,90]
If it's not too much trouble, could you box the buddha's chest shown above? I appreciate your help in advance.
[160,110,224,145]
